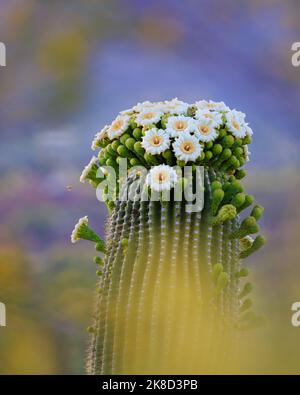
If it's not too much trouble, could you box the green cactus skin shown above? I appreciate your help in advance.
[87,169,248,374]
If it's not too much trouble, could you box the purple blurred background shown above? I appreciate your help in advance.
[0,0,300,373]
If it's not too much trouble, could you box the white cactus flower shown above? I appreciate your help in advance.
[161,98,189,115]
[80,156,98,183]
[91,125,109,150]
[71,216,89,243]
[141,128,170,155]
[195,109,224,128]
[194,118,219,142]
[166,115,194,137]
[107,114,130,140]
[194,100,230,112]
[225,110,248,138]
[132,101,161,112]
[145,164,178,192]
[136,109,163,126]
[172,132,202,162]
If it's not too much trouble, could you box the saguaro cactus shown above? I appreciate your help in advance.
[71,98,265,374]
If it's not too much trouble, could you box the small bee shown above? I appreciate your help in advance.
[66,185,73,191]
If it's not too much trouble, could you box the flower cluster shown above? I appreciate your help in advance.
[87,98,253,193]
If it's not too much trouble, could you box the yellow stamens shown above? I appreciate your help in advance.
[111,120,123,131]
[154,171,169,183]
[180,141,195,154]
[198,125,210,135]
[151,136,163,146]
[143,112,156,120]
[232,120,240,130]
[173,120,187,131]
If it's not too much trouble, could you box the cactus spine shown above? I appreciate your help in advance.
[72,99,266,374]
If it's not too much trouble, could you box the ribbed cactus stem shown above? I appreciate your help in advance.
[91,191,127,374]
[156,202,172,372]
[100,180,138,374]
[134,199,157,371]
[88,169,246,374]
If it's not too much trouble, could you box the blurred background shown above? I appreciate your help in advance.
[0,0,300,374]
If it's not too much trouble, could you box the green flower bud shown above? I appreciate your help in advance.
[99,156,106,166]
[242,135,252,145]
[133,128,143,140]
[115,156,122,165]
[212,144,223,156]
[231,192,246,208]
[221,156,239,172]
[210,188,225,216]
[103,148,112,160]
[233,138,243,147]
[205,141,214,150]
[239,282,253,299]
[237,194,254,213]
[145,153,160,165]
[238,157,245,166]
[111,140,121,152]
[117,144,133,158]
[230,216,259,239]
[162,149,174,165]
[106,144,118,158]
[224,180,243,202]
[250,205,264,221]
[106,158,117,169]
[239,298,252,313]
[94,256,104,265]
[240,235,266,259]
[218,128,227,138]
[134,141,146,157]
[87,326,95,333]
[222,180,231,191]
[120,133,131,145]
[130,157,141,166]
[125,137,136,152]
[235,267,250,278]
[204,151,213,161]
[214,148,232,167]
[233,147,244,157]
[222,135,235,148]
[211,180,222,191]
[96,270,103,277]
[129,118,137,130]
[211,204,237,225]
[235,169,247,179]
[199,151,206,161]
